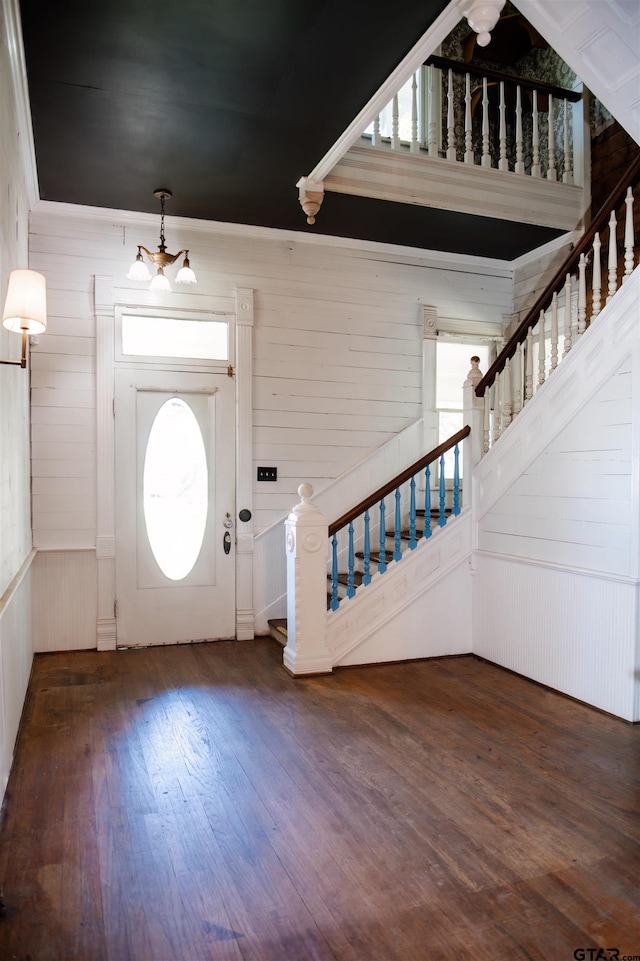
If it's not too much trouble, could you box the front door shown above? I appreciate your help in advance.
[115,368,235,646]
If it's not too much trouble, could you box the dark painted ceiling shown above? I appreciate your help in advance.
[19,0,562,259]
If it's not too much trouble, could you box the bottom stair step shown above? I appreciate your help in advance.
[268,618,288,646]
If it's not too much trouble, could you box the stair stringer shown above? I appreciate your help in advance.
[327,509,473,668]
[474,266,640,521]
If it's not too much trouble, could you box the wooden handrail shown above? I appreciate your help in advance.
[475,152,640,397]
[424,55,581,104]
[328,426,470,536]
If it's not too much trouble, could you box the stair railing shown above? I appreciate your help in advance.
[475,153,640,455]
[327,426,470,611]
[363,54,582,183]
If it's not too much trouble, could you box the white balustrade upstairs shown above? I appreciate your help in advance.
[473,157,640,455]
[363,55,583,186]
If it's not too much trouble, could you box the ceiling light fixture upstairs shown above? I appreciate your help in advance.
[459,0,506,47]
[127,189,197,292]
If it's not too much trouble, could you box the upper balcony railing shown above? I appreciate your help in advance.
[362,55,584,186]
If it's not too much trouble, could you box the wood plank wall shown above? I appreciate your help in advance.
[0,5,37,797]
[0,12,32,594]
[28,207,512,543]
[478,360,633,574]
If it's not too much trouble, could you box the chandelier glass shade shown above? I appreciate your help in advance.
[127,190,197,292]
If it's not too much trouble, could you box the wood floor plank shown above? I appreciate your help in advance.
[0,641,638,961]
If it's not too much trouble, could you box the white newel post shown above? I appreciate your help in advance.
[463,356,485,472]
[283,484,333,677]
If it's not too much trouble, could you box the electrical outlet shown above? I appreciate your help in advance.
[257,466,277,482]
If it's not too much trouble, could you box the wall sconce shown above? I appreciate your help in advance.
[127,189,197,292]
[1,269,47,368]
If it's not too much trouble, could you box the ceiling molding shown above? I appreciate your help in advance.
[31,199,514,276]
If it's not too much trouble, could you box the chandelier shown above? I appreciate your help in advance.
[127,189,197,292]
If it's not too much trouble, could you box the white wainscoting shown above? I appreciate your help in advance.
[0,550,35,800]
[33,550,97,652]
[473,553,638,722]
[329,511,473,667]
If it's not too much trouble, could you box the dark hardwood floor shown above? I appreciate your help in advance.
[0,640,638,961]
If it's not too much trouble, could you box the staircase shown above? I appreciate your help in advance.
[268,159,640,721]
[268,426,469,653]
[268,506,454,645]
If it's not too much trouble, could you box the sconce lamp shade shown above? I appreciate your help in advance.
[2,269,47,335]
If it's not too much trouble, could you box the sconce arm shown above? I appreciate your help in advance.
[0,329,27,368]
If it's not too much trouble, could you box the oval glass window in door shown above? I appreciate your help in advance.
[143,398,209,580]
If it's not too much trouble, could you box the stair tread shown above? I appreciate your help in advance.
[328,571,366,587]
[268,618,288,644]
[385,529,427,539]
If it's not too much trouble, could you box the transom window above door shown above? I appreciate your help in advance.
[116,307,230,363]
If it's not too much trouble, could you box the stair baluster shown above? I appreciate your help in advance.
[498,81,508,172]
[538,311,546,386]
[452,445,461,516]
[550,292,559,369]
[392,94,400,151]
[427,66,437,157]
[438,454,446,527]
[330,534,339,611]
[623,188,634,281]
[577,254,587,336]
[562,99,572,183]
[547,95,556,181]
[362,510,372,585]
[531,89,540,178]
[512,344,523,417]
[464,73,474,164]
[563,273,572,356]
[423,466,432,538]
[481,77,491,168]
[347,522,356,598]
[446,68,456,162]
[378,499,387,572]
[515,86,524,174]
[408,476,418,548]
[607,210,618,303]
[502,357,512,426]
[393,488,402,561]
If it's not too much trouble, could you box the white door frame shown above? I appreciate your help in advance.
[94,277,255,649]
